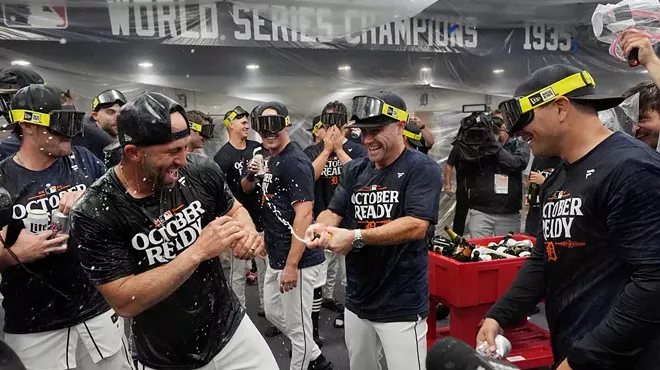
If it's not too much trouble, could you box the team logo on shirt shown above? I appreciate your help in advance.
[542,191,587,262]
[352,185,399,229]
[131,201,206,266]
[321,156,342,185]
[12,183,87,220]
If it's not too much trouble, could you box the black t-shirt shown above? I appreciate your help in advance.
[0,147,109,334]
[487,133,660,369]
[213,140,264,231]
[0,136,20,163]
[71,154,243,370]
[328,149,443,321]
[71,118,115,162]
[528,156,562,207]
[261,143,324,270]
[303,140,367,219]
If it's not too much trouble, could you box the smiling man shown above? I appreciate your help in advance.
[186,110,215,154]
[305,91,442,370]
[71,92,277,370]
[479,64,660,370]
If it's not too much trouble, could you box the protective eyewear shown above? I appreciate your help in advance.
[311,119,324,135]
[499,71,596,135]
[320,112,347,127]
[9,109,85,137]
[223,106,249,126]
[190,121,215,139]
[91,89,126,112]
[251,115,290,134]
[351,96,409,123]
[403,129,422,142]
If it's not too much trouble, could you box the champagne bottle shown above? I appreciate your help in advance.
[445,226,476,262]
[528,182,540,206]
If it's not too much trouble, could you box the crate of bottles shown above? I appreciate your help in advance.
[428,234,535,308]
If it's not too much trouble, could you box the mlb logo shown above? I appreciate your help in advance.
[162,210,174,221]
[371,185,377,190]
[2,5,68,29]
[44,185,57,195]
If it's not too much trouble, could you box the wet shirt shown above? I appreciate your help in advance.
[328,149,443,321]
[213,140,264,231]
[487,133,660,369]
[0,147,108,333]
[71,154,243,370]
[261,143,324,270]
[303,140,366,219]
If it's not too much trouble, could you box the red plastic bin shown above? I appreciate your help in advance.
[427,234,554,369]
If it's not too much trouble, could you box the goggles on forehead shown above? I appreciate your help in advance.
[91,89,126,112]
[403,129,422,142]
[351,96,409,123]
[499,71,596,135]
[251,115,291,134]
[223,106,249,126]
[190,121,215,139]
[9,109,85,137]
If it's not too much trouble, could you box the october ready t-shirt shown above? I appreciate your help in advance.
[303,140,367,219]
[0,147,108,333]
[260,143,324,270]
[328,149,443,321]
[71,154,243,370]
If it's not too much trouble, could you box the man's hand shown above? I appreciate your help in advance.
[231,226,264,260]
[11,229,68,263]
[444,185,453,193]
[332,126,344,151]
[556,359,573,370]
[476,318,504,352]
[280,264,298,293]
[529,171,546,185]
[190,216,247,261]
[305,223,330,249]
[322,127,335,154]
[325,226,354,255]
[246,158,260,176]
[59,190,85,215]
[621,30,660,68]
[411,116,424,128]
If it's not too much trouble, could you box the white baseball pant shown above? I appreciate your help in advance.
[264,262,324,370]
[4,309,134,370]
[344,309,427,370]
[321,250,345,300]
[229,255,266,310]
[137,315,278,370]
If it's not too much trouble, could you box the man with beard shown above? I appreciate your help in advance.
[304,101,366,334]
[306,91,443,370]
[0,84,133,369]
[186,110,215,154]
[621,30,660,149]
[71,92,278,370]
[478,64,660,370]
[69,89,124,161]
[251,102,333,370]
[213,106,269,331]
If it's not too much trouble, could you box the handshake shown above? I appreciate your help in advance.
[190,216,266,263]
[303,223,355,255]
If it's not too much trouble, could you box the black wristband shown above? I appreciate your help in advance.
[419,125,426,130]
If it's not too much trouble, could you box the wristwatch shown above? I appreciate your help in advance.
[352,229,365,250]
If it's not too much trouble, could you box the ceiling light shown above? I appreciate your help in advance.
[10,60,30,66]
[138,62,153,68]
[338,65,351,71]
[246,64,260,70]
[420,67,431,72]
[493,69,505,74]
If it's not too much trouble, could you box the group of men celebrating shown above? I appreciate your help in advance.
[0,63,442,370]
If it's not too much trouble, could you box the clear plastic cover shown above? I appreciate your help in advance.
[599,92,639,135]
[592,0,660,61]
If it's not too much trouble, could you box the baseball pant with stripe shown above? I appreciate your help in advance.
[344,309,428,370]
[4,309,134,370]
[264,262,324,370]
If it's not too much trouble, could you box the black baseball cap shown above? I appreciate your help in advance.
[117,92,190,147]
[0,67,44,90]
[514,65,624,111]
[348,91,408,129]
[403,122,424,148]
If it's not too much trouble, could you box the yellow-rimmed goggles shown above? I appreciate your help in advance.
[251,115,291,134]
[223,106,248,126]
[312,120,324,135]
[403,129,422,142]
[190,121,215,139]
[351,95,409,123]
[9,109,85,137]
[500,71,596,135]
